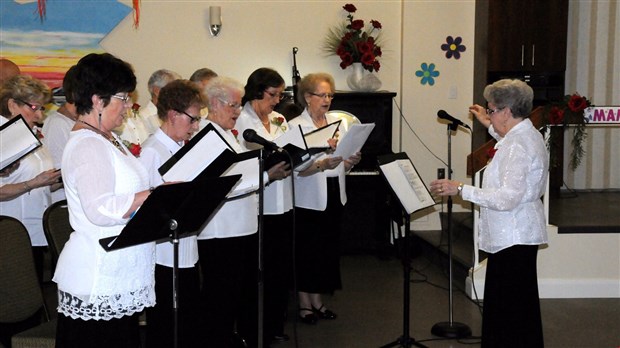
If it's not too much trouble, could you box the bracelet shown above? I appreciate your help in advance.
[149,186,155,192]
[23,181,32,193]
[457,182,464,196]
[316,162,324,172]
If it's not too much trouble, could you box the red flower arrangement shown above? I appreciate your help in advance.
[324,3,383,72]
[231,129,239,142]
[543,93,593,171]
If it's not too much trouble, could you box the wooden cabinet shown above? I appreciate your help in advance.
[487,0,569,73]
[329,91,396,254]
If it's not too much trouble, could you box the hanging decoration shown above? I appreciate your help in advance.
[37,0,46,22]
[132,0,141,28]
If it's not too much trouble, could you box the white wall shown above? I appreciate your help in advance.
[104,0,475,230]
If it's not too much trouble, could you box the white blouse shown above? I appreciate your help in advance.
[139,129,199,268]
[288,109,347,211]
[196,121,258,240]
[235,102,293,215]
[53,129,155,321]
[0,116,54,246]
[461,119,549,253]
[41,110,75,203]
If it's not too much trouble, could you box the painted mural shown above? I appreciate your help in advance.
[0,0,131,88]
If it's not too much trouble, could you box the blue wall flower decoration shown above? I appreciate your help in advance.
[415,63,440,86]
[441,36,466,59]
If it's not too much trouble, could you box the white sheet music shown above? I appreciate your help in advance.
[222,157,259,197]
[274,125,305,149]
[333,123,375,159]
[380,159,434,214]
[0,116,41,170]
[162,131,228,182]
[304,120,340,148]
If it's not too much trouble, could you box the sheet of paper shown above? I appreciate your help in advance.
[333,123,375,159]
[222,157,260,197]
[304,120,341,149]
[274,124,306,149]
[162,131,228,182]
[0,116,41,170]
[380,159,434,214]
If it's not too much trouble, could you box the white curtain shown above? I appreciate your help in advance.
[564,0,620,190]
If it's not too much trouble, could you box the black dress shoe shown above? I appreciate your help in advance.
[271,333,290,343]
[312,305,337,320]
[299,308,318,325]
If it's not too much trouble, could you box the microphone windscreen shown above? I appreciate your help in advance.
[243,129,257,142]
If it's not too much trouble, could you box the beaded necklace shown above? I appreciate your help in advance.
[78,119,126,155]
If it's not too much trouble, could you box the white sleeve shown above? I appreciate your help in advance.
[138,146,164,187]
[69,136,134,226]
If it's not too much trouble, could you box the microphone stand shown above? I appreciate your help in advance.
[258,149,265,348]
[430,123,471,339]
[170,219,180,348]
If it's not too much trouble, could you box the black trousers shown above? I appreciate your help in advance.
[145,263,201,348]
[482,244,544,348]
[263,211,294,340]
[55,312,140,348]
[197,234,258,347]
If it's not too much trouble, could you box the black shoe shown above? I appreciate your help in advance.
[271,333,290,343]
[312,305,337,320]
[299,308,318,325]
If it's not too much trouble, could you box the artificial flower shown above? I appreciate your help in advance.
[323,3,383,72]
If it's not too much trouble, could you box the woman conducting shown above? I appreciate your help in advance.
[139,79,204,348]
[53,53,156,348]
[431,79,548,348]
[235,67,292,343]
[288,73,361,325]
[0,75,62,282]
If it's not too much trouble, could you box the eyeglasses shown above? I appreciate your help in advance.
[111,94,131,103]
[486,107,504,115]
[309,92,335,100]
[218,98,242,110]
[176,110,200,124]
[17,99,45,112]
[264,90,285,101]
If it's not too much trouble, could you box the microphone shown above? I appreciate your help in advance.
[242,129,283,152]
[437,110,471,130]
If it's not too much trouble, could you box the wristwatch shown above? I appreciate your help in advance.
[457,182,464,196]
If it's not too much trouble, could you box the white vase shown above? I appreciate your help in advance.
[346,62,381,92]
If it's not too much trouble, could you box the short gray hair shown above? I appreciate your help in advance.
[147,69,181,95]
[190,68,218,83]
[204,76,244,109]
[483,79,533,118]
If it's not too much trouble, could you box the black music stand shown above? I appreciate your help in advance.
[378,153,433,348]
[100,175,241,348]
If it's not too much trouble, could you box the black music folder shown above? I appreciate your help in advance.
[0,115,42,171]
[377,152,434,215]
[99,175,240,251]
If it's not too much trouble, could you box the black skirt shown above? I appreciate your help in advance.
[295,177,343,294]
